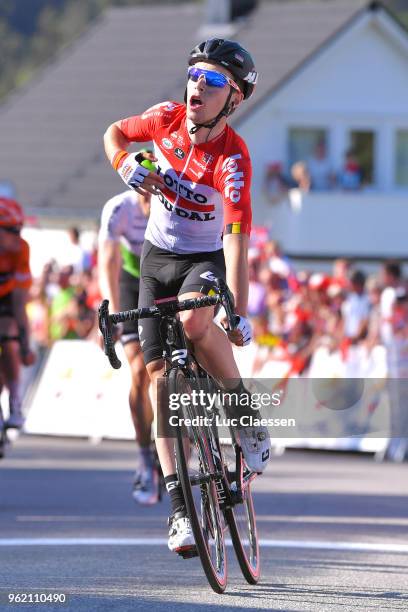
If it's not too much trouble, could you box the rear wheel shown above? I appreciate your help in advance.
[170,367,228,594]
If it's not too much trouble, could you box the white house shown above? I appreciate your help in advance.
[0,0,406,263]
[237,1,408,259]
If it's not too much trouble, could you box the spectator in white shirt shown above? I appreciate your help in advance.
[341,270,370,342]
[307,140,334,192]
[61,227,90,274]
[380,261,402,345]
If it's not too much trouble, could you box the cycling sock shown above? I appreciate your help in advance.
[164,474,185,515]
[139,445,154,471]
[231,380,247,395]
[8,381,22,414]
[224,380,256,419]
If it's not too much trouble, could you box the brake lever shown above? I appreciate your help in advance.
[214,278,239,331]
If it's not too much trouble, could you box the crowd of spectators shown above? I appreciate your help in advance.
[27,227,100,351]
[264,141,365,204]
[25,228,408,381]
[247,237,407,376]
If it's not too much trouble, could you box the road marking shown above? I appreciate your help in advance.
[260,540,408,553]
[16,516,158,522]
[0,538,167,546]
[16,514,408,527]
[0,538,408,553]
[16,515,408,527]
[258,516,408,527]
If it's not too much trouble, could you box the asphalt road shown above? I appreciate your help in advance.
[0,436,407,612]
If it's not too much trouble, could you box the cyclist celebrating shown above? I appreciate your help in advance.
[104,39,271,553]
[98,183,159,505]
[0,197,35,429]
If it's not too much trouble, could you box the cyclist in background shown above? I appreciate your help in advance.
[98,179,159,504]
[104,39,271,553]
[0,198,36,429]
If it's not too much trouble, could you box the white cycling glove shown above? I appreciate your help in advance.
[114,152,150,191]
[234,315,252,346]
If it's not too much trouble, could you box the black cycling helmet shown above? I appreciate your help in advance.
[189,38,258,100]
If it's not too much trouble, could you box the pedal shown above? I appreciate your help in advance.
[178,547,198,559]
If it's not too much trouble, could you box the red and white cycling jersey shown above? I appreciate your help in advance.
[120,101,252,254]
[0,238,31,299]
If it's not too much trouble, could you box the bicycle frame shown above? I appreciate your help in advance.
[98,283,251,510]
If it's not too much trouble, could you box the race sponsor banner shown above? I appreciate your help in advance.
[25,340,135,440]
[232,344,389,453]
[25,339,392,452]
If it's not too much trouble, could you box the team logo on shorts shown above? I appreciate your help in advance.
[162,138,173,150]
[174,148,185,159]
[200,271,217,282]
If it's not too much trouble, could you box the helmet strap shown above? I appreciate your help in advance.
[188,88,234,135]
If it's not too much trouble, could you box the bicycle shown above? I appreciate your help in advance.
[0,334,21,459]
[98,278,261,593]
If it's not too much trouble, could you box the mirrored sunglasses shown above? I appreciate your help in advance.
[187,66,240,92]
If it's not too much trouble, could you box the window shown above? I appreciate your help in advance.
[288,128,328,168]
[347,130,375,185]
[395,130,408,187]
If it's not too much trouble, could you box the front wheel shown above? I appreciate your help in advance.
[170,367,228,594]
[223,442,260,584]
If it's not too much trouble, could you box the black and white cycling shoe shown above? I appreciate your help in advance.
[168,507,196,553]
[236,417,271,473]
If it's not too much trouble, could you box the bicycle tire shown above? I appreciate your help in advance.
[223,441,260,584]
[170,367,228,594]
